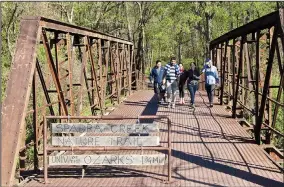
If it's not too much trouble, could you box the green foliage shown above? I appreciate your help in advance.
[1,1,283,166]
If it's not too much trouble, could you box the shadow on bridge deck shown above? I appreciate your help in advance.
[22,90,283,187]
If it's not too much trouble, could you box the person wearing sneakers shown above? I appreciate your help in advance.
[163,57,180,109]
[178,63,187,105]
[202,58,219,107]
[149,60,166,104]
[187,62,200,108]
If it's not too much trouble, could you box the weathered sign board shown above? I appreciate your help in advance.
[52,136,160,146]
[49,122,165,167]
[49,154,166,165]
[51,123,159,134]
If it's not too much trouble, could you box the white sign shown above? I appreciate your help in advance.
[51,123,159,134]
[52,136,160,146]
[49,154,166,165]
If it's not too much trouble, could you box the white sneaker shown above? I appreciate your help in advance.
[171,104,175,109]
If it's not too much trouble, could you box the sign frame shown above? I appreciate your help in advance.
[43,115,172,183]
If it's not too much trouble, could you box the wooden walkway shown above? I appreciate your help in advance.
[22,90,283,187]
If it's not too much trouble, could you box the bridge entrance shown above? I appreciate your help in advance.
[1,8,284,187]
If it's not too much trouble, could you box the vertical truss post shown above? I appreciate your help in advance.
[54,32,61,120]
[227,46,231,101]
[82,37,94,115]
[41,29,68,116]
[255,31,260,129]
[244,41,254,92]
[233,37,244,118]
[122,44,126,96]
[128,45,132,95]
[104,40,110,106]
[241,38,246,108]
[110,43,115,103]
[266,28,273,144]
[115,42,121,104]
[220,41,228,105]
[216,46,221,96]
[32,71,38,171]
[86,37,103,114]
[98,39,105,113]
[66,33,74,115]
[232,39,236,105]
[255,25,278,145]
[77,37,87,116]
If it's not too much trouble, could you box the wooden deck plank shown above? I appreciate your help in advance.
[22,90,283,187]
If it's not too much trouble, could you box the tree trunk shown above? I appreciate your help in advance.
[178,42,182,64]
[205,13,211,57]
[229,2,234,30]
[135,2,146,73]
[124,2,133,41]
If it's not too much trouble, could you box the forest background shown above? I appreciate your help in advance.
[1,1,283,158]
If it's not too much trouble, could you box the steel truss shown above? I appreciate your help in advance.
[210,9,284,158]
[1,16,146,187]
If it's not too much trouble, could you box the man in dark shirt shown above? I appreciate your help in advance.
[150,60,166,104]
[186,62,200,108]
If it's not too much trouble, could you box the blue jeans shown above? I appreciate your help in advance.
[166,80,178,104]
[188,84,198,104]
[205,84,215,103]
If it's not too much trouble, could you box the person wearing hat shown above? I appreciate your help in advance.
[202,58,219,107]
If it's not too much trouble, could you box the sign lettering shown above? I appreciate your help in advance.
[51,123,159,134]
[52,136,160,146]
[49,154,166,165]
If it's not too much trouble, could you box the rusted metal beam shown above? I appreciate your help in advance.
[210,9,281,49]
[220,41,228,105]
[32,70,39,171]
[36,59,55,116]
[232,37,244,118]
[255,25,279,145]
[22,16,135,45]
[255,31,260,126]
[1,17,41,187]
[98,39,104,112]
[104,40,110,105]
[54,32,61,121]
[66,33,75,115]
[86,36,103,114]
[115,42,121,103]
[77,37,87,116]
[41,29,68,116]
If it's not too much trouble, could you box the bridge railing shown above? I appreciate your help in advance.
[1,16,141,186]
[210,9,284,165]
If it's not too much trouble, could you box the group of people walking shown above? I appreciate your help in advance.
[149,57,219,109]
